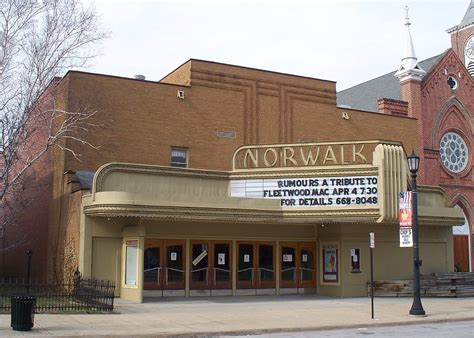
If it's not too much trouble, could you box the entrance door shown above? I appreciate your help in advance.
[165,240,185,289]
[298,242,316,289]
[212,241,232,289]
[144,239,162,290]
[190,241,210,289]
[143,239,185,290]
[190,240,232,290]
[279,242,316,289]
[237,241,275,289]
[453,235,469,272]
[237,242,255,289]
[280,242,297,288]
[258,243,275,288]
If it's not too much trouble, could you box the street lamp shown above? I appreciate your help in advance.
[407,150,425,316]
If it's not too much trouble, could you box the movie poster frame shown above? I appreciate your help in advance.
[320,242,340,285]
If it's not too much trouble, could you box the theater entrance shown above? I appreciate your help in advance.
[143,239,186,291]
[190,240,232,290]
[237,241,276,291]
[280,242,316,291]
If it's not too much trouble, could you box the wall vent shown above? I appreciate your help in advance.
[216,130,236,139]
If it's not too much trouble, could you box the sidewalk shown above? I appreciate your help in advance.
[0,295,473,337]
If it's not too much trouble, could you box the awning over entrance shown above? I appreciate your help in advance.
[83,140,464,227]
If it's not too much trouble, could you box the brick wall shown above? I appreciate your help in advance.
[8,60,422,279]
[419,49,474,271]
[58,60,418,175]
[450,25,474,68]
[0,81,58,279]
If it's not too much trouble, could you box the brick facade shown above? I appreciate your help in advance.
[3,51,469,280]
[0,82,58,280]
[450,26,474,68]
[0,59,421,280]
[400,24,474,271]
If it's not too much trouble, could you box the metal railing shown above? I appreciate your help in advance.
[191,267,209,285]
[165,267,184,285]
[144,267,161,287]
[0,271,115,313]
[258,267,274,285]
[238,267,254,285]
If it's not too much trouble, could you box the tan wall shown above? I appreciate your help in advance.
[84,212,453,299]
[160,60,191,86]
[143,220,316,240]
[317,223,454,297]
[92,237,121,296]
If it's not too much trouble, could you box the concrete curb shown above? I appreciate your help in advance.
[62,317,474,337]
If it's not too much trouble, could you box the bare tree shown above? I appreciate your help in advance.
[0,0,107,256]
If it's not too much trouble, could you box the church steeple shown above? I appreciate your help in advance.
[394,6,426,82]
[447,1,474,76]
[457,0,474,29]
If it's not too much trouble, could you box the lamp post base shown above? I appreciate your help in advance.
[409,307,426,316]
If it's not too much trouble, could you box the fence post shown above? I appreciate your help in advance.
[26,251,32,294]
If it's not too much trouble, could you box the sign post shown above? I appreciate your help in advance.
[369,232,375,319]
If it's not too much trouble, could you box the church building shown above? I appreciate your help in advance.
[339,1,474,273]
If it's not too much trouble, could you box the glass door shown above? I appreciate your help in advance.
[164,240,185,290]
[237,242,255,289]
[280,242,297,288]
[212,241,232,289]
[144,239,162,290]
[190,241,210,289]
[258,243,275,288]
[298,242,316,288]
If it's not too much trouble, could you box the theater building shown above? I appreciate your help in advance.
[0,5,470,302]
[1,58,465,301]
[80,140,462,302]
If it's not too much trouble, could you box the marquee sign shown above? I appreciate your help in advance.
[232,141,379,170]
[229,176,378,208]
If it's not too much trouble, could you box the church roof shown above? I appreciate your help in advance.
[337,54,442,112]
[460,0,474,27]
[447,0,474,32]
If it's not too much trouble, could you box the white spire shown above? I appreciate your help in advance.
[395,6,426,82]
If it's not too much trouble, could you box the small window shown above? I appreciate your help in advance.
[170,147,187,167]
[447,76,458,90]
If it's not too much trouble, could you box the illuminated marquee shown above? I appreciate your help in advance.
[230,176,378,208]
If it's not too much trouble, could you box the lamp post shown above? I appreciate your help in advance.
[407,150,425,316]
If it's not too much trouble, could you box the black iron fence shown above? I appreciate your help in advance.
[0,272,115,313]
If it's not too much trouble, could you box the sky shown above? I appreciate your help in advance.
[84,0,470,91]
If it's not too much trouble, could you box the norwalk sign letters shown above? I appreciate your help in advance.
[232,142,375,170]
[229,176,378,208]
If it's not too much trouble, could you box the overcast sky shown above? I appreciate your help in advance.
[84,0,470,90]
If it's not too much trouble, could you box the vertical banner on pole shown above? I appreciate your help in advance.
[369,232,375,319]
[399,192,413,247]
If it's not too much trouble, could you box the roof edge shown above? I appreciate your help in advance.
[187,58,337,84]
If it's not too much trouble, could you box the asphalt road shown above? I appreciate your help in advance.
[228,320,474,337]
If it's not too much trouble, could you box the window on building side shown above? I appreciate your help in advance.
[170,147,187,167]
[447,76,458,90]
[439,132,468,174]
